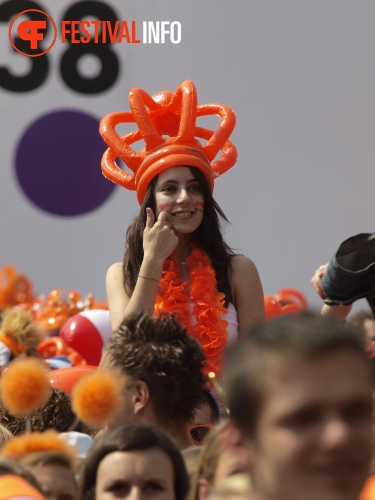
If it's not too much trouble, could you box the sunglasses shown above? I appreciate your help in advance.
[189,424,214,445]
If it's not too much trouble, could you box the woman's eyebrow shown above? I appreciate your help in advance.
[159,179,178,184]
[160,178,198,185]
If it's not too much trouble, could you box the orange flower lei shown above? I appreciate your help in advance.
[155,248,228,377]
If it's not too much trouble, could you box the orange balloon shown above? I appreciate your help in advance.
[0,265,35,309]
[276,288,308,312]
[264,288,308,321]
[48,365,96,396]
[67,350,87,366]
[100,80,237,204]
[264,295,282,320]
[37,336,69,359]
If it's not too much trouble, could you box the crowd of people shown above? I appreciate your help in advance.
[0,309,374,500]
[0,80,374,500]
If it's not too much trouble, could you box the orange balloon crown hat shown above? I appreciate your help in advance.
[99,80,237,204]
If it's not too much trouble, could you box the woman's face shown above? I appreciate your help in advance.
[95,449,175,500]
[154,166,204,235]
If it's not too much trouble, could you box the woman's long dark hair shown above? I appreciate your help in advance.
[123,167,235,306]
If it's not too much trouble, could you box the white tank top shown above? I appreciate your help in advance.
[222,302,239,346]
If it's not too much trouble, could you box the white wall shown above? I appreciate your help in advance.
[1,0,374,313]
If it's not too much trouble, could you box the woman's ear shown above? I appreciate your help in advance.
[132,380,150,414]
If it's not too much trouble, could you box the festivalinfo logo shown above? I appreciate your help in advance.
[9,9,182,57]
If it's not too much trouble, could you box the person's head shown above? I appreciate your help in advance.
[224,312,375,500]
[79,423,189,500]
[123,165,233,300]
[123,165,234,307]
[100,311,207,430]
[153,166,204,236]
[0,388,79,435]
[189,390,220,447]
[141,165,227,243]
[192,389,220,426]
[348,310,375,346]
[19,451,78,500]
[0,308,43,363]
[189,422,251,500]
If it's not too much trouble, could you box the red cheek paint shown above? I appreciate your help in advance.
[195,201,204,208]
[158,202,171,211]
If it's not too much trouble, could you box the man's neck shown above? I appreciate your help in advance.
[158,421,193,450]
[131,407,193,450]
[144,413,192,450]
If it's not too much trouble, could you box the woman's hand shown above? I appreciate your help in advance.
[106,209,179,329]
[143,208,179,264]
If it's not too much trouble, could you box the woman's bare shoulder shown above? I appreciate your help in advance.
[106,262,123,286]
[106,262,129,331]
[106,262,123,275]
[230,254,263,299]
[231,255,263,303]
[231,254,259,274]
[230,255,265,336]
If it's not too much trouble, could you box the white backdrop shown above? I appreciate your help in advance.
[1,0,374,313]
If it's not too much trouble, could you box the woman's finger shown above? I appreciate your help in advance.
[157,211,169,225]
[145,207,155,229]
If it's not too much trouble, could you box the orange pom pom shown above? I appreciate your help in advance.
[1,430,76,464]
[71,370,123,428]
[0,358,51,418]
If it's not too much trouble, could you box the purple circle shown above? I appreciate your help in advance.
[15,110,116,216]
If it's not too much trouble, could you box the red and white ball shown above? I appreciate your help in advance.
[60,309,112,366]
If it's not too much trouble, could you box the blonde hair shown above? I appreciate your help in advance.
[182,446,202,482]
[207,474,253,500]
[0,424,13,445]
[188,422,226,500]
[0,309,42,350]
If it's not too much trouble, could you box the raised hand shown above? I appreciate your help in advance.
[143,208,179,265]
[310,263,329,299]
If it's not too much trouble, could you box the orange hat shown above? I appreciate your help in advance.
[0,475,46,500]
[100,80,237,204]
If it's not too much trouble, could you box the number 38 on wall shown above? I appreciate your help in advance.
[0,0,120,94]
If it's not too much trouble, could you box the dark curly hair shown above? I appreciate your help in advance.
[122,167,235,306]
[0,388,92,436]
[79,423,189,500]
[105,311,207,424]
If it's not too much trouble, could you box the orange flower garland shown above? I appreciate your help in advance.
[155,248,228,377]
